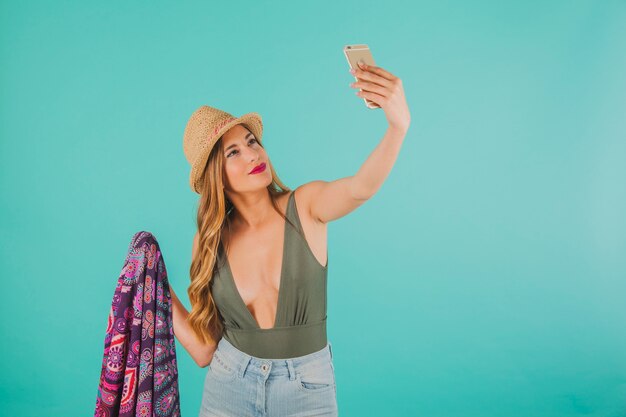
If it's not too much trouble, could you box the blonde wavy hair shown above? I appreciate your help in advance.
[186,131,302,345]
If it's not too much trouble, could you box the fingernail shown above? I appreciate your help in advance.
[349,68,355,74]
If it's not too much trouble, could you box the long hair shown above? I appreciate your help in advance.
[186,132,303,345]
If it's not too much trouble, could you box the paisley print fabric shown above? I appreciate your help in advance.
[94,231,181,417]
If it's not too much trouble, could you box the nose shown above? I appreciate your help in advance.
[245,147,260,162]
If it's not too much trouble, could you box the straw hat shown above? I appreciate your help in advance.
[183,105,263,194]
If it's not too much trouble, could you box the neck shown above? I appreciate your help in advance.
[227,190,276,231]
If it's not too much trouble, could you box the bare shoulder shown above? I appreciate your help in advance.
[292,181,327,226]
[291,182,329,267]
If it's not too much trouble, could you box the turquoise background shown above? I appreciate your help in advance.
[1,1,625,416]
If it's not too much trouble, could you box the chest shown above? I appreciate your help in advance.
[220,197,327,328]
[223,221,287,305]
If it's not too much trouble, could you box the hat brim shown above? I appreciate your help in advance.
[190,112,263,194]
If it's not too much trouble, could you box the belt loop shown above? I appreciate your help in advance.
[328,341,333,359]
[239,355,252,379]
[286,359,296,381]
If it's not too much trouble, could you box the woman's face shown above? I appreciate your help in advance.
[221,124,272,194]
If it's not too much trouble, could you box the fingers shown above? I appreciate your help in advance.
[352,65,393,89]
[351,79,389,98]
[356,89,385,108]
[357,61,397,82]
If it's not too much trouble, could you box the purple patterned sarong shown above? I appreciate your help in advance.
[94,231,181,417]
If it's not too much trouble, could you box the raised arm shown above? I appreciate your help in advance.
[301,61,410,224]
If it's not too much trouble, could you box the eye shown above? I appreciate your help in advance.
[227,138,259,158]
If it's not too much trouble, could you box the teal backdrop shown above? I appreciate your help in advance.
[1,1,625,416]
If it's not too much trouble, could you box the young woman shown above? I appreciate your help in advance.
[171,62,410,416]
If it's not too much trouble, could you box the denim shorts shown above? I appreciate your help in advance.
[198,336,338,417]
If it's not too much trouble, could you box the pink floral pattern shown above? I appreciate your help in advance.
[94,231,181,417]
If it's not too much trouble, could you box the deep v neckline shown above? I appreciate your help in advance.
[221,194,291,330]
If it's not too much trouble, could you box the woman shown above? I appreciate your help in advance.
[171,61,410,417]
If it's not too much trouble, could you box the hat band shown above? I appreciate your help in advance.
[213,117,237,137]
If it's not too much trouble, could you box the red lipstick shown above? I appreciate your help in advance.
[249,162,266,174]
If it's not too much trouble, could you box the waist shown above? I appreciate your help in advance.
[223,317,327,359]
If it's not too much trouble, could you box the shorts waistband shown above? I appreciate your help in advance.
[214,337,334,380]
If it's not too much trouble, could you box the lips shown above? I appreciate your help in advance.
[249,162,266,174]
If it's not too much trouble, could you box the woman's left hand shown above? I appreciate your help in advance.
[350,61,411,132]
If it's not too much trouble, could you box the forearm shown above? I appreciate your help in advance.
[351,125,408,199]
[170,286,216,367]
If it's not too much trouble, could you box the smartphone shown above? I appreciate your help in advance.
[343,44,381,109]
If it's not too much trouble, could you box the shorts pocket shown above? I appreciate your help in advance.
[295,361,335,393]
[208,350,236,381]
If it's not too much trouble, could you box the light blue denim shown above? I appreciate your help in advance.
[198,336,338,417]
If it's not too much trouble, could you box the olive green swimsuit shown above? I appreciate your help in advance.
[211,191,329,359]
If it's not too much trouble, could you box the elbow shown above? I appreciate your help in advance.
[196,358,210,368]
[194,349,215,368]
[350,176,376,201]
[195,355,210,368]
[351,188,374,201]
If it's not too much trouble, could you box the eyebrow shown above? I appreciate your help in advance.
[224,132,254,153]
